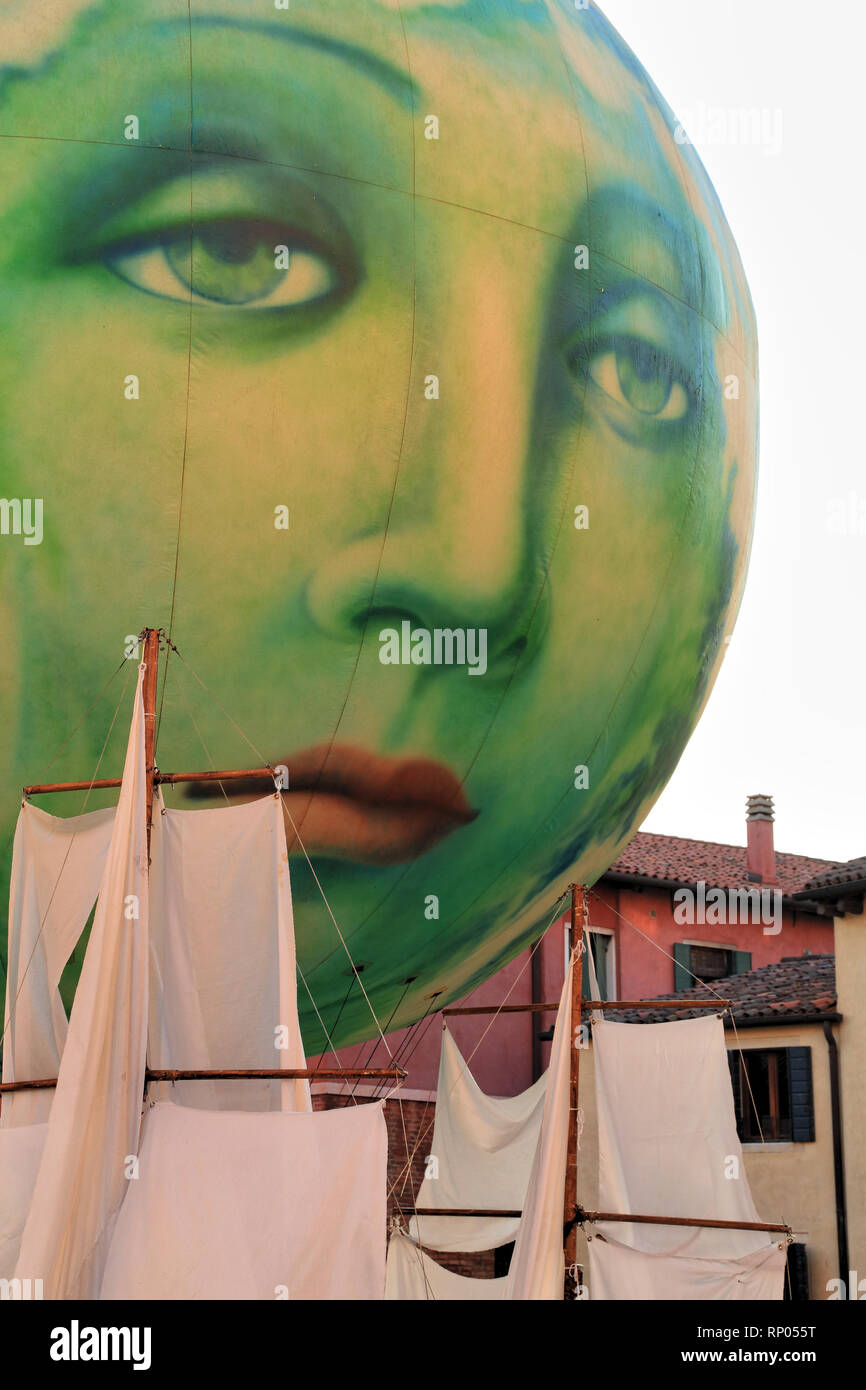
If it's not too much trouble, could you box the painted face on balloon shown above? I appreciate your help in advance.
[0,1,757,1045]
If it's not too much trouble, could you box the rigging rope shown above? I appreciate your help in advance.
[295,960,359,1107]
[314,973,357,1074]
[368,992,442,1102]
[171,674,230,805]
[346,975,417,1099]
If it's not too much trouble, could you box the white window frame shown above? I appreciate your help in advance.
[565,924,616,1001]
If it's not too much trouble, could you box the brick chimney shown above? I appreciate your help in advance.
[746,794,776,884]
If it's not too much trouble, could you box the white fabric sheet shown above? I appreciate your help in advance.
[594,1015,767,1260]
[505,958,573,1300]
[2,802,114,1127]
[588,1231,787,1301]
[100,1099,387,1300]
[148,792,309,1113]
[0,1123,47,1277]
[15,669,149,1299]
[409,1026,546,1252]
[385,1229,506,1300]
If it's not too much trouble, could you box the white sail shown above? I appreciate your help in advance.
[392,958,574,1300]
[504,957,573,1300]
[147,791,309,1113]
[100,1099,387,1300]
[386,1229,506,1301]
[0,799,115,1275]
[14,667,149,1299]
[588,1230,787,1301]
[409,1025,546,1252]
[3,801,115,1127]
[588,1014,787,1299]
[0,1122,46,1278]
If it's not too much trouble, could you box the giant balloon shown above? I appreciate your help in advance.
[0,1,757,1048]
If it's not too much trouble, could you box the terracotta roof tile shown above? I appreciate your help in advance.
[799,857,866,892]
[607,831,839,897]
[610,953,836,1027]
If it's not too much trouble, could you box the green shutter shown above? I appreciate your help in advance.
[732,950,752,976]
[581,933,609,999]
[673,942,691,992]
[787,1047,815,1143]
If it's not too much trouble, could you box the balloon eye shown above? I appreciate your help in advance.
[107,219,338,309]
[589,341,690,421]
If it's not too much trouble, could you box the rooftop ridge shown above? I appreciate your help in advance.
[619,829,841,869]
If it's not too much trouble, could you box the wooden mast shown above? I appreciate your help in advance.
[564,881,584,1299]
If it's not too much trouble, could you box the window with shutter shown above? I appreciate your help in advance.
[726,1046,815,1143]
[674,943,751,991]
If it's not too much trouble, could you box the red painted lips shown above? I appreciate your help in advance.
[187,743,477,864]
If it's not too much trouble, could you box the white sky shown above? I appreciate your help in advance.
[600,0,866,863]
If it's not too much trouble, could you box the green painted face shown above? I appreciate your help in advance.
[0,1,757,1047]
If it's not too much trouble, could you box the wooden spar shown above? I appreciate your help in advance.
[24,777,125,795]
[583,999,730,1011]
[1,1066,407,1092]
[564,882,584,1299]
[397,1207,523,1218]
[142,628,160,852]
[579,1209,791,1236]
[23,772,276,795]
[444,1003,562,1016]
[145,1067,407,1081]
[155,768,274,785]
[0,1077,60,1093]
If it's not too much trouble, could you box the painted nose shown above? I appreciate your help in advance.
[306,223,546,667]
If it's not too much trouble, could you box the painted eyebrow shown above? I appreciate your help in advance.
[587,185,724,324]
[161,15,420,108]
[590,188,689,264]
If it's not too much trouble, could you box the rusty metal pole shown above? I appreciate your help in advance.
[564,882,584,1299]
[141,628,160,856]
